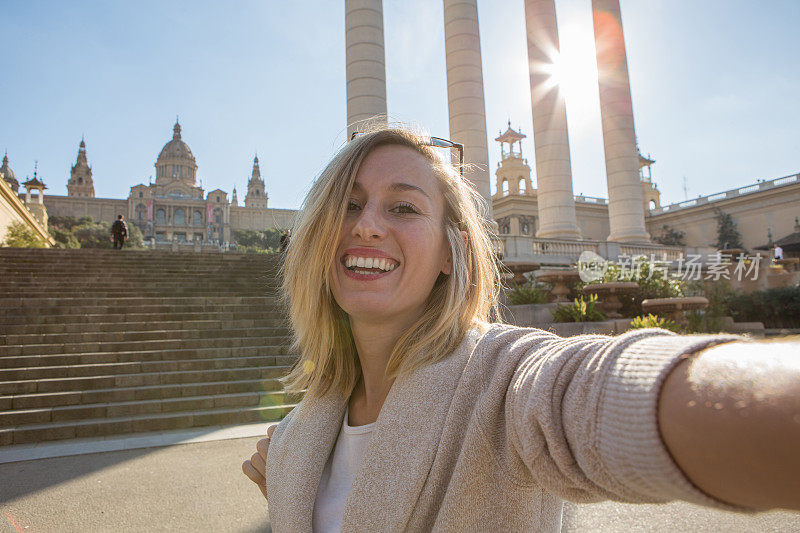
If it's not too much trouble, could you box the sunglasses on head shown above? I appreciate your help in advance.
[349,131,465,177]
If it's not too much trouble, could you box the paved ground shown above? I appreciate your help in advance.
[1,431,798,532]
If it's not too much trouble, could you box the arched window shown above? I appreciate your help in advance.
[174,208,185,226]
[649,200,656,210]
[519,179,526,194]
[216,196,220,203]
[502,180,509,196]
[156,209,166,225]
[193,210,202,226]
[136,203,146,222]
[78,177,83,184]
[139,191,143,198]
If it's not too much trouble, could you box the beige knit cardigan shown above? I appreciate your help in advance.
[265,325,740,532]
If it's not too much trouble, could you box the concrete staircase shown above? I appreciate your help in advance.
[0,248,299,446]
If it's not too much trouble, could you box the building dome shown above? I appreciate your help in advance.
[154,119,198,184]
[1,152,19,193]
[156,120,196,165]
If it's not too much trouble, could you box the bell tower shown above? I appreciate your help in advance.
[494,122,533,197]
[638,150,660,212]
[67,138,95,198]
[244,155,268,208]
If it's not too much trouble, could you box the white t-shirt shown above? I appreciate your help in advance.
[312,406,375,533]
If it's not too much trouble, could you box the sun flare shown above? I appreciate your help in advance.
[546,20,601,128]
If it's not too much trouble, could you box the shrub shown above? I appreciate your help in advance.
[1,221,48,248]
[551,294,607,323]
[713,208,744,250]
[47,215,146,249]
[629,313,681,332]
[724,286,800,329]
[506,283,547,305]
[652,224,686,246]
[49,227,81,248]
[233,229,284,252]
[682,280,735,333]
[579,256,685,317]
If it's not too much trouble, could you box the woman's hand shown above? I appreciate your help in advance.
[242,424,277,500]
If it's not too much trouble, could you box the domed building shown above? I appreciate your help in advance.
[39,118,297,250]
[129,119,231,244]
[155,121,198,185]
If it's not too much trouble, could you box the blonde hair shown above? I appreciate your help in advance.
[280,125,501,399]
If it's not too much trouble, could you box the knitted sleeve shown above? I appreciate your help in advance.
[476,325,744,507]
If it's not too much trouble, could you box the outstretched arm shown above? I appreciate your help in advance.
[659,339,800,510]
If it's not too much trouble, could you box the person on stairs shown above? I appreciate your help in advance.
[110,214,128,250]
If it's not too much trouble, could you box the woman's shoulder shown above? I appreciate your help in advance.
[473,322,559,347]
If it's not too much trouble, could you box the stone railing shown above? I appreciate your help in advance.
[650,172,799,215]
[501,235,685,265]
[574,195,607,205]
[618,243,684,261]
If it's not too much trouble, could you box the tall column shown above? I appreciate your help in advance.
[525,0,581,240]
[346,0,388,137]
[443,0,492,215]
[592,0,649,243]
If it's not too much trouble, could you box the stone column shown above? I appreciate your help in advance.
[592,0,649,243]
[346,0,388,137]
[525,0,581,240]
[443,0,492,215]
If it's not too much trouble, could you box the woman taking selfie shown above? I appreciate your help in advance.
[242,126,800,531]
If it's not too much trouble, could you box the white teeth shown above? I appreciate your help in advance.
[344,255,398,272]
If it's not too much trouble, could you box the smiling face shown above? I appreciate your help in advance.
[330,144,452,328]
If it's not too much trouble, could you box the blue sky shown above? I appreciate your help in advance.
[2,0,798,210]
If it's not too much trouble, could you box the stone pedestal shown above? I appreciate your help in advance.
[524,0,581,240]
[592,0,649,243]
[346,0,388,137]
[443,0,492,215]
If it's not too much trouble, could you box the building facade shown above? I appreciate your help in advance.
[43,121,296,244]
[491,124,800,255]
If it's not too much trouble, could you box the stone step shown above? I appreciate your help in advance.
[0,353,291,381]
[0,301,279,314]
[0,346,297,370]
[1,292,278,301]
[0,248,296,445]
[0,279,278,287]
[2,325,290,346]
[0,310,287,326]
[0,302,284,324]
[0,389,292,426]
[0,364,292,395]
[1,295,275,308]
[0,250,281,261]
[0,261,279,269]
[0,377,283,410]
[0,335,291,357]
[0,252,276,258]
[2,317,289,335]
[0,402,298,445]
[0,260,279,267]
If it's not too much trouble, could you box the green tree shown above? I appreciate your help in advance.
[1,221,48,248]
[47,215,146,249]
[233,228,284,253]
[713,208,743,250]
[652,224,686,246]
